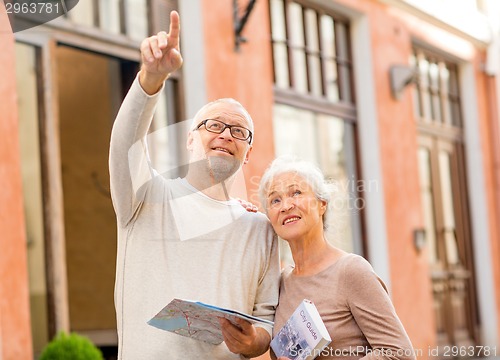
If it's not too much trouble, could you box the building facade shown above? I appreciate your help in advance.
[1,0,499,359]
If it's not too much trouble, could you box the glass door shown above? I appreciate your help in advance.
[418,135,479,353]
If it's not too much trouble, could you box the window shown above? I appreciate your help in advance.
[269,0,362,259]
[273,104,361,253]
[270,0,354,104]
[66,0,178,41]
[68,0,146,40]
[411,48,462,128]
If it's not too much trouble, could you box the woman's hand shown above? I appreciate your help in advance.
[235,198,258,212]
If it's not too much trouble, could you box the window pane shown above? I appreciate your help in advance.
[320,16,339,100]
[288,2,305,47]
[305,9,322,96]
[304,9,319,52]
[320,15,335,59]
[308,54,322,96]
[448,65,459,94]
[448,68,462,127]
[273,43,290,89]
[451,100,462,127]
[292,48,307,93]
[68,0,94,27]
[418,56,432,121]
[289,3,307,93]
[273,104,359,256]
[99,0,121,34]
[410,53,422,118]
[317,114,358,252]
[270,0,287,41]
[335,22,349,61]
[273,104,318,163]
[334,22,352,102]
[429,62,442,123]
[324,58,339,101]
[438,151,459,265]
[440,64,452,125]
[126,0,148,40]
[270,0,289,89]
[418,147,438,264]
[339,64,352,103]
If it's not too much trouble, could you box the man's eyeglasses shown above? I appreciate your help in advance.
[195,119,253,144]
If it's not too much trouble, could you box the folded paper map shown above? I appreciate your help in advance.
[148,298,274,345]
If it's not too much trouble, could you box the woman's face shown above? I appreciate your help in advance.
[265,172,326,243]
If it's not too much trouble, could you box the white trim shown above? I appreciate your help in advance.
[379,0,492,47]
[308,0,366,17]
[350,14,392,290]
[179,0,207,119]
[460,64,498,347]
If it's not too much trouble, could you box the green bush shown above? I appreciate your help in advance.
[39,332,104,360]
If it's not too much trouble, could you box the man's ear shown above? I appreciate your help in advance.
[186,131,194,151]
[243,145,253,164]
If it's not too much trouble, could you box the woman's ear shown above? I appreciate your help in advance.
[320,200,327,215]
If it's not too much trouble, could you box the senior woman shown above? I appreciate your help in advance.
[258,156,415,360]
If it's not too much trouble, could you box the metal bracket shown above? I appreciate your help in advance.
[234,0,257,51]
[413,228,426,253]
[389,65,419,100]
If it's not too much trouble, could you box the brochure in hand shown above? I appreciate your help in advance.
[271,299,331,360]
[148,298,274,345]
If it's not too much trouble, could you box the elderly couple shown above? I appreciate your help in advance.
[109,11,415,360]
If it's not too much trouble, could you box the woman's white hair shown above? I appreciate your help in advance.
[258,155,332,231]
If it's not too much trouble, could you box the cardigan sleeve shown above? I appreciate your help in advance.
[109,74,165,228]
[343,256,416,360]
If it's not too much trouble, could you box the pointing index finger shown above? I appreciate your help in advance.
[168,10,180,48]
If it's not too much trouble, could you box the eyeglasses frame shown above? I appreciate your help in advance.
[195,119,253,144]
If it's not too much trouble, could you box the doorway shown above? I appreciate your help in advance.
[418,135,479,352]
[56,45,138,354]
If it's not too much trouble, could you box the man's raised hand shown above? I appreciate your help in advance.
[139,10,183,94]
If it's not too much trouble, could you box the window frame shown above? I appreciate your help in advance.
[269,0,365,256]
[412,46,463,131]
[269,0,356,119]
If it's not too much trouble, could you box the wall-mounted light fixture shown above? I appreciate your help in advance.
[233,0,257,51]
[389,65,419,100]
[413,228,426,253]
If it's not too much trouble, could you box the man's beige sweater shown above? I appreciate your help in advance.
[109,77,280,359]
